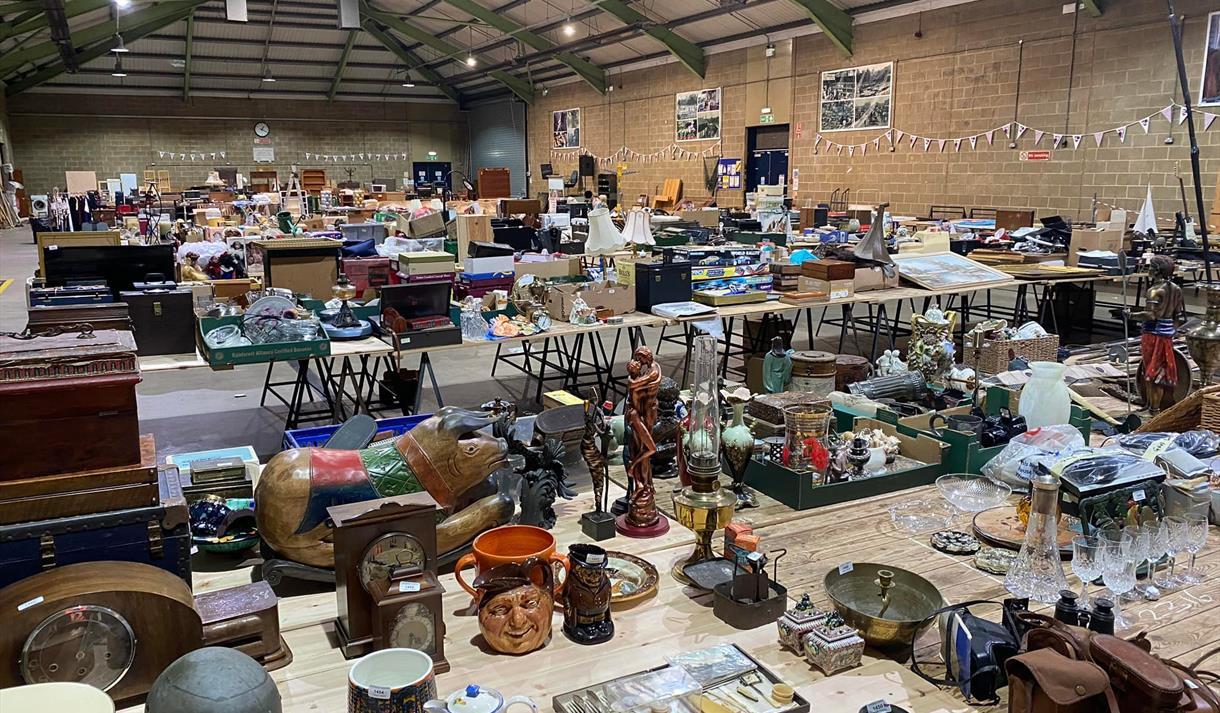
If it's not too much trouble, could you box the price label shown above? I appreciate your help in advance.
[1133,489,1146,502]
[865,701,891,713]
[17,596,43,612]
[398,581,422,593]
[370,686,392,700]
[838,561,854,575]
[588,553,605,564]
[1186,679,1200,690]
[191,546,199,555]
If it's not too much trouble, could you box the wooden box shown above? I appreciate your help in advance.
[408,212,447,238]
[247,239,341,299]
[0,435,159,525]
[477,168,512,199]
[27,302,132,333]
[996,209,1035,231]
[499,198,541,216]
[455,214,493,261]
[800,258,856,281]
[797,276,854,300]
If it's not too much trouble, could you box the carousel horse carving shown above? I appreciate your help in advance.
[255,407,512,568]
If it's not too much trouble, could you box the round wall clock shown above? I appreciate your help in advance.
[359,532,426,594]
[20,605,137,691]
[254,122,271,137]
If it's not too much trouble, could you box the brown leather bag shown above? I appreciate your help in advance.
[1006,648,1119,713]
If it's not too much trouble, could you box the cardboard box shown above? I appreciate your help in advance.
[465,255,515,275]
[680,209,720,228]
[797,277,853,300]
[545,281,635,320]
[1068,227,1123,266]
[407,211,447,238]
[515,255,582,281]
[500,199,541,216]
[211,278,260,301]
[616,257,638,286]
[854,264,899,292]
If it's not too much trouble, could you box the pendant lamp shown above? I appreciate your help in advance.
[622,208,655,247]
[586,206,625,255]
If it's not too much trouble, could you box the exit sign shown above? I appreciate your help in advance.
[1020,150,1052,161]
[759,114,776,124]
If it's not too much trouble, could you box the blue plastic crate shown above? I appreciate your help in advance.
[282,413,432,451]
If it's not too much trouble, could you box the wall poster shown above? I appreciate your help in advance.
[819,62,893,132]
[717,158,741,190]
[1202,11,1220,106]
[676,88,721,141]
[552,108,581,148]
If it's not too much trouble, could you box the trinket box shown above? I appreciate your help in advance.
[800,614,865,675]
[776,594,830,653]
[930,529,980,555]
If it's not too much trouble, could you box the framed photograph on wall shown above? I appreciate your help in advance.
[819,62,893,132]
[676,88,721,141]
[1202,11,1220,107]
[552,108,581,149]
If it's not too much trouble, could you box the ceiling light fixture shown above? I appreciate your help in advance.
[111,55,127,77]
[465,55,476,67]
[111,33,128,53]
[114,0,130,7]
[402,81,416,87]
[261,68,276,82]
[563,19,575,36]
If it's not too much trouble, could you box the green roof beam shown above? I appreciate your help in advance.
[0,0,111,41]
[327,29,358,100]
[6,1,203,95]
[783,0,852,56]
[182,9,193,98]
[588,0,704,78]
[1079,0,1102,17]
[362,20,463,104]
[439,0,605,93]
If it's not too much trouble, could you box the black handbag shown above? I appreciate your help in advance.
[910,598,1027,704]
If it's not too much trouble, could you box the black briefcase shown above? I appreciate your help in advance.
[119,289,197,356]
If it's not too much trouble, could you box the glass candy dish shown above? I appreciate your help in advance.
[937,474,1011,512]
[888,498,956,534]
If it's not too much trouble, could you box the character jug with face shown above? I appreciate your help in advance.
[472,557,555,655]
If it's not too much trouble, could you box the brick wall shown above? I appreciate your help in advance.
[6,94,468,195]
[527,0,1220,222]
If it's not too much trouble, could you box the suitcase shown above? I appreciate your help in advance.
[634,254,692,311]
[26,301,133,333]
[119,289,197,356]
[0,434,159,524]
[0,468,191,589]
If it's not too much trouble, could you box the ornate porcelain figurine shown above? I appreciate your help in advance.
[1129,255,1187,413]
[568,295,598,326]
[874,349,907,377]
[762,336,793,393]
[617,346,670,537]
[908,309,958,385]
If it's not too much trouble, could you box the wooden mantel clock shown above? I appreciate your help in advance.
[329,492,440,660]
[373,567,449,673]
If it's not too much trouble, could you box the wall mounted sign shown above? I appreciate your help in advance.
[1019,150,1052,161]
[1202,11,1219,107]
[552,108,581,149]
[819,62,893,132]
[676,87,721,141]
[253,146,276,163]
[759,114,776,124]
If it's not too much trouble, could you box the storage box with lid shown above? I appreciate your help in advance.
[797,276,853,301]
[339,222,389,244]
[634,252,692,311]
[0,328,142,479]
[800,258,856,281]
[396,251,457,277]
[341,256,394,293]
[545,281,635,320]
[407,211,447,238]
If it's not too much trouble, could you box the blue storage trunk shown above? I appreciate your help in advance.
[282,413,432,451]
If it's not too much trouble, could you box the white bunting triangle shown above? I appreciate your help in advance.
[1117,126,1127,141]
[937,139,947,152]
[873,137,881,150]
[969,136,977,150]
[953,138,962,152]
[1002,123,1011,138]
[909,134,918,149]
[1093,132,1105,147]
[179,154,185,160]
[1052,133,1063,147]
[1140,117,1151,133]
[923,138,932,151]
[158,151,165,158]
[1015,124,1028,140]
[1205,113,1217,130]
[1033,130,1044,145]
[1179,106,1188,125]
[1161,105,1173,122]
[985,130,994,145]
[1071,135,1082,150]
[894,130,905,144]
[848,145,855,157]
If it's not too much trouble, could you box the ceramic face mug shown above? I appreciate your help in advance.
[473,557,555,655]
[348,648,437,713]
[455,525,568,598]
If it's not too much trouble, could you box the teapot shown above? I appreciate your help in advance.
[426,685,539,713]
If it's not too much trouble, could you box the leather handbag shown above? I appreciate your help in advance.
[1006,648,1119,713]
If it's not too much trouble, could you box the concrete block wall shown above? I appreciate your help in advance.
[527,0,1220,221]
[6,94,468,195]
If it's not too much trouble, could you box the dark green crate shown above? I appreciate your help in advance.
[198,316,330,367]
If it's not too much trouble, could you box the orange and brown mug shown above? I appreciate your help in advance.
[455,525,568,598]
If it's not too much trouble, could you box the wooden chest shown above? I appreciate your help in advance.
[26,302,133,333]
[0,330,142,479]
[0,435,159,524]
[800,258,856,281]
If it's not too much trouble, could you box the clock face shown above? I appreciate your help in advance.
[254,122,270,137]
[389,602,436,653]
[359,532,426,594]
[20,605,137,691]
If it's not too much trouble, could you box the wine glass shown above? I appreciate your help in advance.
[1125,526,1151,601]
[1162,516,1189,589]
[1179,513,1210,585]
[1146,519,1170,595]
[1100,539,1139,631]
[1071,535,1101,603]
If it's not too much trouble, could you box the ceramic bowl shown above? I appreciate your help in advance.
[887,498,956,534]
[604,551,659,606]
[936,474,1012,512]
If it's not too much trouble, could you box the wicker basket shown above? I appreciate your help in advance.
[978,335,1060,375]
[1202,392,1220,433]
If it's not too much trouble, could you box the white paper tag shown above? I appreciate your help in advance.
[588,553,605,565]
[865,701,891,713]
[48,245,58,250]
[1133,489,1146,502]
[191,546,199,555]
[18,596,44,612]
[1186,679,1200,689]
[398,581,422,593]
[838,561,854,575]
[369,686,392,700]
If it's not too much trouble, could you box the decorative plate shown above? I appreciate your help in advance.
[974,546,1018,575]
[605,551,659,605]
[930,529,981,555]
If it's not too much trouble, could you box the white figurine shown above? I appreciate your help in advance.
[569,295,597,325]
[875,349,908,377]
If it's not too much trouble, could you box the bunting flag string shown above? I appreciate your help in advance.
[809,103,1216,157]
[547,141,721,164]
[301,151,409,162]
[156,150,226,161]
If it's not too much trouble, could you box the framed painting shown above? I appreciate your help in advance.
[552,108,581,149]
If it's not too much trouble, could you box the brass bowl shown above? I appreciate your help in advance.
[823,562,945,651]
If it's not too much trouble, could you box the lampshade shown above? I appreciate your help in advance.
[621,208,655,247]
[204,171,225,187]
[586,205,625,256]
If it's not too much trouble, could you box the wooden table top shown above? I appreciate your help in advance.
[120,466,1220,713]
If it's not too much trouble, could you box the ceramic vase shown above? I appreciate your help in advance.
[722,400,755,507]
[1017,361,1071,428]
[1185,285,1220,386]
